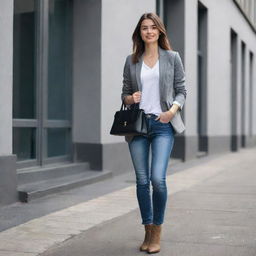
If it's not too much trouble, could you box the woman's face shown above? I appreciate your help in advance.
[140,18,160,44]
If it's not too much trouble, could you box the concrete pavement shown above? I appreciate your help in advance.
[0,148,256,255]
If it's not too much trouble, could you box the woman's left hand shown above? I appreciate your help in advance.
[155,110,175,123]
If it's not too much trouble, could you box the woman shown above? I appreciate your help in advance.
[121,13,186,253]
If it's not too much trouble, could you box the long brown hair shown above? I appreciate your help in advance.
[132,13,172,63]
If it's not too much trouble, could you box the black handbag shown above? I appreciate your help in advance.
[110,102,148,136]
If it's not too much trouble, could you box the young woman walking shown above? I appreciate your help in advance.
[121,13,187,253]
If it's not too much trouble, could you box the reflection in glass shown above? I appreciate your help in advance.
[48,0,72,120]
[47,128,71,157]
[13,0,36,119]
[13,128,36,160]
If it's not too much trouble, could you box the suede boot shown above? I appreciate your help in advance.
[139,224,153,251]
[147,224,162,254]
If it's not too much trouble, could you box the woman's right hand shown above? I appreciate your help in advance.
[124,91,141,105]
[132,91,141,103]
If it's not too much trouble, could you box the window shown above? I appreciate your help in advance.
[197,1,208,154]
[13,0,73,167]
[230,29,238,151]
[241,41,246,147]
[249,51,254,136]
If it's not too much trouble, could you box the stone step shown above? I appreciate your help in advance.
[18,169,112,202]
[18,162,90,185]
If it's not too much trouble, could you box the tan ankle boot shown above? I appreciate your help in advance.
[139,224,153,251]
[147,224,162,254]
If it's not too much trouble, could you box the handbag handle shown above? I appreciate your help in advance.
[120,101,126,111]
[120,101,140,111]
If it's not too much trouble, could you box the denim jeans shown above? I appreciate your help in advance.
[128,114,175,225]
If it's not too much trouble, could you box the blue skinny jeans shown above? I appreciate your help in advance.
[128,114,175,225]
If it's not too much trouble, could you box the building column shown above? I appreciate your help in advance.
[0,0,18,206]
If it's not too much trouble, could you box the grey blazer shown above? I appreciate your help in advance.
[121,47,187,142]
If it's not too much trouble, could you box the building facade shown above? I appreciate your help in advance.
[0,0,256,206]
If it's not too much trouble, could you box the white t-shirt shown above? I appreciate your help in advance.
[139,60,162,115]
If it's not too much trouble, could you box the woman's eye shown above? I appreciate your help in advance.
[141,26,157,31]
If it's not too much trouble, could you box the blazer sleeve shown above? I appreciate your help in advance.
[173,52,187,110]
[121,55,133,102]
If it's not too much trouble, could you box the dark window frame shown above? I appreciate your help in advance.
[13,0,73,169]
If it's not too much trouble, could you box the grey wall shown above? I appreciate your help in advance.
[0,155,18,206]
[0,0,18,206]
[72,0,102,144]
[0,0,13,155]
[184,0,198,142]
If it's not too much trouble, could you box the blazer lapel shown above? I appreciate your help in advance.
[135,54,143,91]
[159,47,166,101]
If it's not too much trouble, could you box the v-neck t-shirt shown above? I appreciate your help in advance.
[139,60,162,116]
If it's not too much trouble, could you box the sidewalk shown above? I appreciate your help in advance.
[0,148,256,256]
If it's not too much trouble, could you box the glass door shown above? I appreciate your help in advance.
[46,0,72,163]
[13,0,73,168]
[13,0,37,166]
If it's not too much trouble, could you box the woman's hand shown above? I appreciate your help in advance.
[124,91,141,105]
[155,104,179,123]
[132,91,141,103]
[155,110,175,123]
